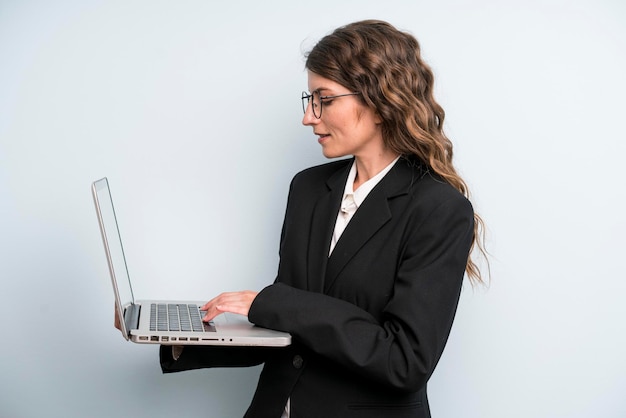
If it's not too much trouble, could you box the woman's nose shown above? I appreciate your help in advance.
[302,104,319,126]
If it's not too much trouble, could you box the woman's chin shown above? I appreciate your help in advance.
[321,148,347,159]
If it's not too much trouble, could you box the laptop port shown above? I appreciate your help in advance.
[162,336,169,342]
[190,337,198,342]
[150,336,159,342]
[179,337,188,341]
[139,336,148,341]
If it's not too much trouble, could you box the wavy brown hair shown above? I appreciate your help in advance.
[306,20,489,285]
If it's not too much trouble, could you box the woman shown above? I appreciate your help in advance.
[160,20,487,418]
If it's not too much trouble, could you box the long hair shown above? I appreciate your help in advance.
[306,20,489,285]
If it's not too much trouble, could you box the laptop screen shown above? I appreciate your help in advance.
[92,178,135,309]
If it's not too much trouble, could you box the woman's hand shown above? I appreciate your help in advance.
[200,290,259,322]
[114,304,121,331]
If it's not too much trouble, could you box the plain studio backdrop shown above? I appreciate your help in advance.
[1,0,624,417]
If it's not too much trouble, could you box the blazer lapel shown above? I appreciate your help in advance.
[323,157,421,293]
[306,163,350,293]
[323,188,390,293]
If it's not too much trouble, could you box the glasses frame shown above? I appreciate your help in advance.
[301,91,361,119]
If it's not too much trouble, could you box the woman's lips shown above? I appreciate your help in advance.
[317,133,330,143]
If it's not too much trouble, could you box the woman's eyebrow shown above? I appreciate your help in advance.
[311,87,332,94]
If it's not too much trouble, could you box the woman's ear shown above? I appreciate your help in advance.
[374,111,383,125]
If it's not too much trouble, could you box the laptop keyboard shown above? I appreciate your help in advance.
[149,303,215,332]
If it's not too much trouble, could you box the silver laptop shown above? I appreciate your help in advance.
[92,177,291,347]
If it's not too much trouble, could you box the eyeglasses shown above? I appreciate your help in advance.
[301,91,361,118]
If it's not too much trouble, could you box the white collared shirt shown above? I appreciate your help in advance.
[329,156,400,255]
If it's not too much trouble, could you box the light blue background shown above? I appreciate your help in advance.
[1,1,624,417]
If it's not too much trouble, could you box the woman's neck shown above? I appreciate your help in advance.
[353,150,400,190]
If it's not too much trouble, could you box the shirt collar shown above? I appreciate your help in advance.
[343,156,400,208]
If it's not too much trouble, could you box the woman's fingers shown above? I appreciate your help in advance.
[201,291,258,321]
[114,304,121,331]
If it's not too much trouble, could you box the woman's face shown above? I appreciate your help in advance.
[302,71,384,160]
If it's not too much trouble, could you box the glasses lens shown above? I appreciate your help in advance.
[301,91,310,114]
[302,91,321,118]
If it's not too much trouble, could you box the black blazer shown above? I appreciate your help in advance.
[160,156,474,418]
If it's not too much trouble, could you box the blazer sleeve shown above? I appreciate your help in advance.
[159,344,282,373]
[248,194,474,392]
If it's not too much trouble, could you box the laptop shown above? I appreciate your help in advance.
[92,177,291,347]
